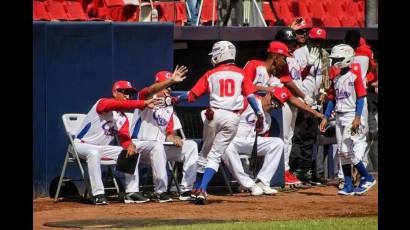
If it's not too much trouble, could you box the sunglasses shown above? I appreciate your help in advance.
[295,29,308,35]
[117,89,134,95]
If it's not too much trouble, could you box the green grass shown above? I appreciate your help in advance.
[118,217,377,230]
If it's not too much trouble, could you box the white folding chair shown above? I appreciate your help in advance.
[55,114,120,201]
[199,110,234,195]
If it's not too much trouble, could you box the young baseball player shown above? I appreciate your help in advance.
[222,84,324,196]
[74,80,157,205]
[319,44,376,195]
[274,28,316,186]
[290,27,330,184]
[173,41,264,205]
[130,69,199,202]
[114,66,188,203]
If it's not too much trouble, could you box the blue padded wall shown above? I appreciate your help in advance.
[33,22,174,197]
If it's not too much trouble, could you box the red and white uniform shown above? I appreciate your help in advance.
[129,88,199,192]
[327,70,367,166]
[189,63,256,172]
[222,96,284,189]
[74,98,151,196]
[243,60,271,87]
[280,55,304,171]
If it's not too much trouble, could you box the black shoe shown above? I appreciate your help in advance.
[123,192,150,204]
[194,192,207,205]
[179,191,194,201]
[157,192,173,203]
[93,194,108,205]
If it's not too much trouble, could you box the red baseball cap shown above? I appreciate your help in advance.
[309,28,326,40]
[296,17,310,30]
[271,87,291,104]
[155,71,173,83]
[112,80,137,93]
[267,41,291,57]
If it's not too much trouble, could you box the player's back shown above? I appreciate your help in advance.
[205,63,249,111]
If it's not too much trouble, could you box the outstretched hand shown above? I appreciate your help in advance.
[307,47,320,66]
[171,65,188,83]
[144,98,158,109]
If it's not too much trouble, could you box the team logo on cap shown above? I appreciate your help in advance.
[127,82,132,87]
[281,93,287,99]
[166,73,172,79]
[316,29,322,35]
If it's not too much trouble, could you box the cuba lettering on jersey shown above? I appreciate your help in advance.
[329,71,367,112]
[76,99,129,147]
[235,98,271,138]
[286,56,303,88]
[190,63,256,111]
[243,60,271,87]
[130,105,175,141]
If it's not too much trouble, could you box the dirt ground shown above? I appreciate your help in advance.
[33,181,378,230]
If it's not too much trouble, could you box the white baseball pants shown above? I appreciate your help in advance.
[197,109,240,172]
[222,136,283,188]
[282,102,298,171]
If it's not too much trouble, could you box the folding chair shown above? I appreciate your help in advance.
[199,110,234,195]
[55,113,120,202]
[125,112,182,196]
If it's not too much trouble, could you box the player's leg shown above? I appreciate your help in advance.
[74,142,107,204]
[196,110,240,204]
[147,141,172,202]
[336,122,354,195]
[282,103,301,184]
[255,137,283,194]
[165,140,199,200]
[351,134,376,195]
[221,137,263,195]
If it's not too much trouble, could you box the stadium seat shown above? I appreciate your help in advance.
[322,17,341,27]
[45,0,70,21]
[64,1,89,20]
[308,2,326,20]
[156,2,187,26]
[292,1,310,18]
[340,17,359,27]
[33,1,51,21]
[198,0,218,25]
[103,0,123,7]
[277,2,294,20]
[262,1,276,26]
[325,2,345,20]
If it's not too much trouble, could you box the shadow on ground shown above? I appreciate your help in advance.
[44,218,227,228]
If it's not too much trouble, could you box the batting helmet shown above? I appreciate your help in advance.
[329,44,355,69]
[275,28,297,43]
[209,41,236,66]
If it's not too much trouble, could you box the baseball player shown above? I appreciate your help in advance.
[274,28,316,186]
[173,41,264,205]
[289,17,311,49]
[73,80,157,205]
[130,69,199,202]
[222,84,324,196]
[290,27,330,184]
[107,66,188,203]
[319,44,376,195]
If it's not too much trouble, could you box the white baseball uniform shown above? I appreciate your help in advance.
[74,98,148,196]
[222,97,284,188]
[327,69,367,166]
[281,55,304,171]
[187,63,256,172]
[129,88,199,193]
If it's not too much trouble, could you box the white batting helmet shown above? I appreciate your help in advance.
[329,44,355,68]
[209,41,236,66]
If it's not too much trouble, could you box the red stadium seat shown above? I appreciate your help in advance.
[262,1,276,26]
[64,1,89,20]
[292,2,310,18]
[199,0,218,25]
[322,17,341,27]
[33,1,51,21]
[325,2,345,20]
[103,0,123,7]
[340,17,359,27]
[277,2,294,20]
[308,2,326,19]
[156,2,187,26]
[45,0,70,21]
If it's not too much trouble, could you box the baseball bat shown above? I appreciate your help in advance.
[249,133,258,178]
